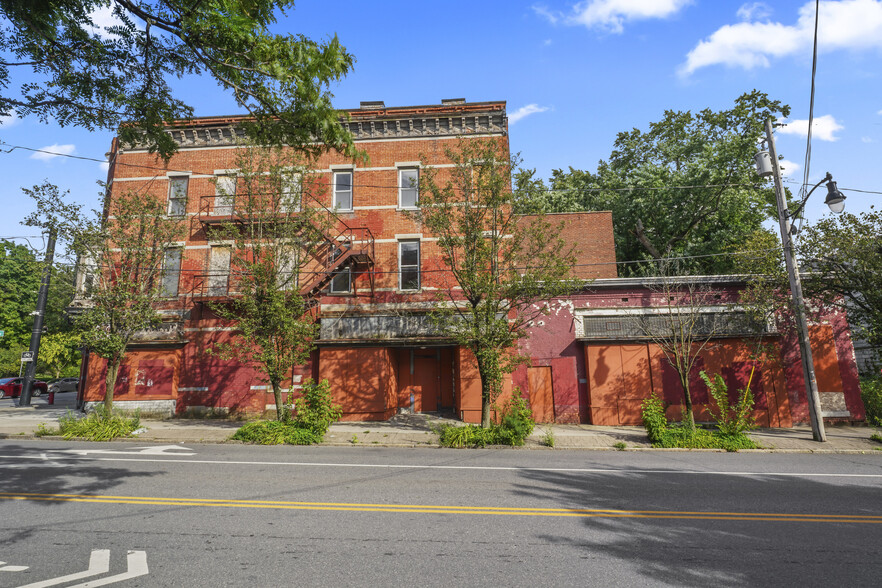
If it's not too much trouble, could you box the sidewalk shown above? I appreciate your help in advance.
[1,394,880,452]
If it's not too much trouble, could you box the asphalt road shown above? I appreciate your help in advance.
[1,441,881,587]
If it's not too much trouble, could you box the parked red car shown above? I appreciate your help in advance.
[0,377,48,399]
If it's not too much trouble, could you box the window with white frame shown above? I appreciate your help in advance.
[333,171,352,211]
[329,266,351,293]
[167,176,188,216]
[207,246,231,296]
[160,248,182,297]
[280,171,302,213]
[214,174,236,215]
[398,168,419,209]
[399,240,420,291]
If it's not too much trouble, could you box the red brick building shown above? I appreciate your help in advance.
[75,99,865,426]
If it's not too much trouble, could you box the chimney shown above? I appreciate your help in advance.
[360,101,385,110]
[441,98,466,105]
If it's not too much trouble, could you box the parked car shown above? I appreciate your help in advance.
[0,377,48,399]
[48,377,80,394]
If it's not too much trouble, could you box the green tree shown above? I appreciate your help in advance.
[799,208,882,352]
[412,139,580,428]
[206,145,327,421]
[25,181,185,410]
[540,91,790,275]
[38,331,79,379]
[0,0,356,159]
[0,239,40,349]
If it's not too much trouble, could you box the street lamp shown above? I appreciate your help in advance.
[756,119,848,442]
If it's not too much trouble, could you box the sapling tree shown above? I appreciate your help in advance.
[411,138,580,428]
[24,181,186,410]
[206,145,331,421]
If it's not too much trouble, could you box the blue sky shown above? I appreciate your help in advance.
[1,0,881,251]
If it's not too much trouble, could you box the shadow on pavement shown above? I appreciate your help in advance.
[513,464,882,586]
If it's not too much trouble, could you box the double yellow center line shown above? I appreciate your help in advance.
[2,492,881,524]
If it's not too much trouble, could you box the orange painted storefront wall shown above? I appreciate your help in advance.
[83,349,181,404]
[584,339,793,427]
[319,347,397,421]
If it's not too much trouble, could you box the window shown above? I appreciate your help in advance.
[399,240,420,291]
[168,176,188,216]
[160,248,182,297]
[329,267,351,293]
[207,246,231,296]
[398,168,419,209]
[280,172,302,213]
[214,174,236,216]
[333,171,352,211]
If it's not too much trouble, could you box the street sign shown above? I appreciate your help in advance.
[20,351,34,362]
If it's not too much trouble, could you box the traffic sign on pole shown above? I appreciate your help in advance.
[20,351,34,362]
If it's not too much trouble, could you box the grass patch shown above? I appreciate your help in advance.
[38,406,143,441]
[230,421,320,445]
[870,431,882,444]
[613,441,627,451]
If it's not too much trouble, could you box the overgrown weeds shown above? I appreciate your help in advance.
[439,390,535,448]
[232,379,341,445]
[860,374,882,428]
[38,406,143,441]
[641,372,759,452]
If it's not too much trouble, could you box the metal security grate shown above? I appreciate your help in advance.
[580,311,773,341]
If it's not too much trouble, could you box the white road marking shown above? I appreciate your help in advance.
[67,551,148,587]
[16,549,109,588]
[1,453,881,478]
[56,445,195,457]
[0,563,29,572]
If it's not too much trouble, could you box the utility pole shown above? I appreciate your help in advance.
[765,118,827,442]
[18,227,56,407]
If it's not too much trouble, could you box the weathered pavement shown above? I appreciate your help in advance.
[1,391,879,452]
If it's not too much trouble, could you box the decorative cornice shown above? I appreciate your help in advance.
[128,101,508,150]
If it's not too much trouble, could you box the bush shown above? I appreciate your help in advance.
[49,406,142,441]
[439,390,536,448]
[641,394,668,444]
[640,392,758,452]
[700,371,756,435]
[233,379,341,445]
[291,378,342,436]
[231,420,320,445]
[861,375,882,427]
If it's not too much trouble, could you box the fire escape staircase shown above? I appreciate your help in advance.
[193,196,375,300]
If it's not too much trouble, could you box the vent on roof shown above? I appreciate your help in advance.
[441,98,466,105]
[360,101,385,110]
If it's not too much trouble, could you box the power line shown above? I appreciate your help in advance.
[797,0,821,237]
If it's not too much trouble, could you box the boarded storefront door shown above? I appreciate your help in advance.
[527,366,554,423]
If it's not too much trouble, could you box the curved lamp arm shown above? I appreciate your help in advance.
[788,172,833,220]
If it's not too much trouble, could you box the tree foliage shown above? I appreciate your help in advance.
[538,91,790,275]
[25,181,186,410]
[206,145,326,421]
[800,207,882,351]
[0,239,41,349]
[411,139,580,428]
[0,0,356,159]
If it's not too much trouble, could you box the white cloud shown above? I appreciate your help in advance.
[737,2,773,21]
[682,0,882,75]
[878,109,882,115]
[99,161,110,172]
[532,4,560,25]
[0,111,19,128]
[778,158,801,177]
[509,104,550,124]
[535,0,692,33]
[30,144,77,161]
[862,136,874,142]
[778,115,844,141]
